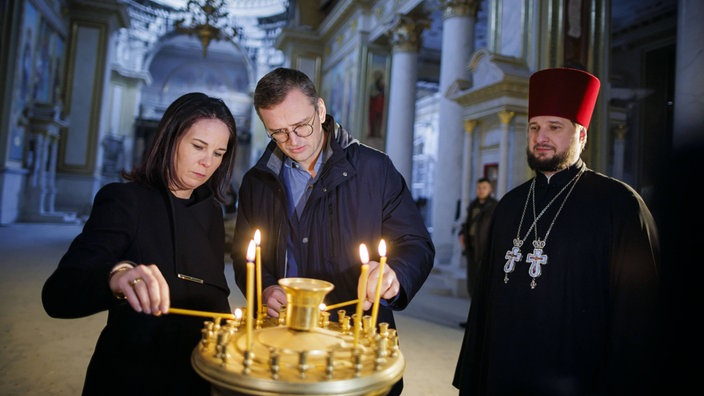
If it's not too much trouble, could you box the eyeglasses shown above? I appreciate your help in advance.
[267,110,317,143]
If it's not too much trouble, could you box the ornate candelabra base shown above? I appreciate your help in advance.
[192,278,404,396]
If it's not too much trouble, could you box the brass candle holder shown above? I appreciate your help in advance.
[191,277,404,396]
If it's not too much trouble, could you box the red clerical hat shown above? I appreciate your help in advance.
[528,68,601,129]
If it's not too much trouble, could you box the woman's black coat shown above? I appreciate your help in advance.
[42,182,230,396]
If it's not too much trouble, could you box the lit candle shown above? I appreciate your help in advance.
[355,244,370,347]
[254,229,262,319]
[371,239,387,329]
[245,239,256,350]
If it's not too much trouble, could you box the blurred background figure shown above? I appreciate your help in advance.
[458,177,497,328]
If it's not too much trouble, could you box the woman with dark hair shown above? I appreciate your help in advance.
[42,92,237,395]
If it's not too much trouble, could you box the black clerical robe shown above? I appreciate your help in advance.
[454,159,660,396]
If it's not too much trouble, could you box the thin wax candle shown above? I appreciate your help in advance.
[167,307,236,320]
[371,239,387,329]
[254,229,262,319]
[355,244,370,347]
[245,239,256,350]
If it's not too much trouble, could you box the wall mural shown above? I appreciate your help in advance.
[365,51,388,144]
[9,1,66,163]
[321,52,356,135]
[9,1,38,161]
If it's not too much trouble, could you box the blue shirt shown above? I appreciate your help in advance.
[281,153,323,277]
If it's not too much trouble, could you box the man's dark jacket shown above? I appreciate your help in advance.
[232,115,435,329]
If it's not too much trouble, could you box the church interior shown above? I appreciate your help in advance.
[0,0,701,394]
[1,0,696,286]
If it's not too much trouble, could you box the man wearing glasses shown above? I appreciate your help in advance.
[230,67,435,396]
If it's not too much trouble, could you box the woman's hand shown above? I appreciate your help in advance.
[109,263,170,315]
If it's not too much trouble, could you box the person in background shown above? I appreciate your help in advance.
[42,92,238,396]
[231,67,435,396]
[458,177,497,327]
[453,68,660,395]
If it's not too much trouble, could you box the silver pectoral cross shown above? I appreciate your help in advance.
[526,239,548,289]
[503,238,523,283]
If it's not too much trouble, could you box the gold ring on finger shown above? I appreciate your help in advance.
[129,277,143,287]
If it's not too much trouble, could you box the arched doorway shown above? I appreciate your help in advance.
[134,33,254,173]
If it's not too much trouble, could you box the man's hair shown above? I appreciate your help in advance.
[253,68,318,115]
[478,177,491,184]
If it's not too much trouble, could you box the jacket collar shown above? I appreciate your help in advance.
[259,114,358,176]
[536,158,586,187]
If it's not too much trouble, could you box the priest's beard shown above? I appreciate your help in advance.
[526,143,581,172]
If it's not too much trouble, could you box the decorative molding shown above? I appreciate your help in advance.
[497,110,515,125]
[445,78,471,98]
[439,0,480,20]
[277,27,322,53]
[387,15,428,53]
[448,76,529,107]
[464,119,478,134]
[613,124,628,140]
[468,48,530,89]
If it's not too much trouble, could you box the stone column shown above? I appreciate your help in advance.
[55,2,128,215]
[430,0,479,267]
[460,119,477,209]
[673,0,704,148]
[20,103,75,222]
[612,124,628,180]
[385,15,426,184]
[449,119,477,281]
[497,110,515,198]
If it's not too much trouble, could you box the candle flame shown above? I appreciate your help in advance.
[359,243,369,263]
[378,239,387,257]
[247,240,256,262]
[234,308,242,319]
[254,229,261,245]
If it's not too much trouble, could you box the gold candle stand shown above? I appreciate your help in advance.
[191,277,404,396]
